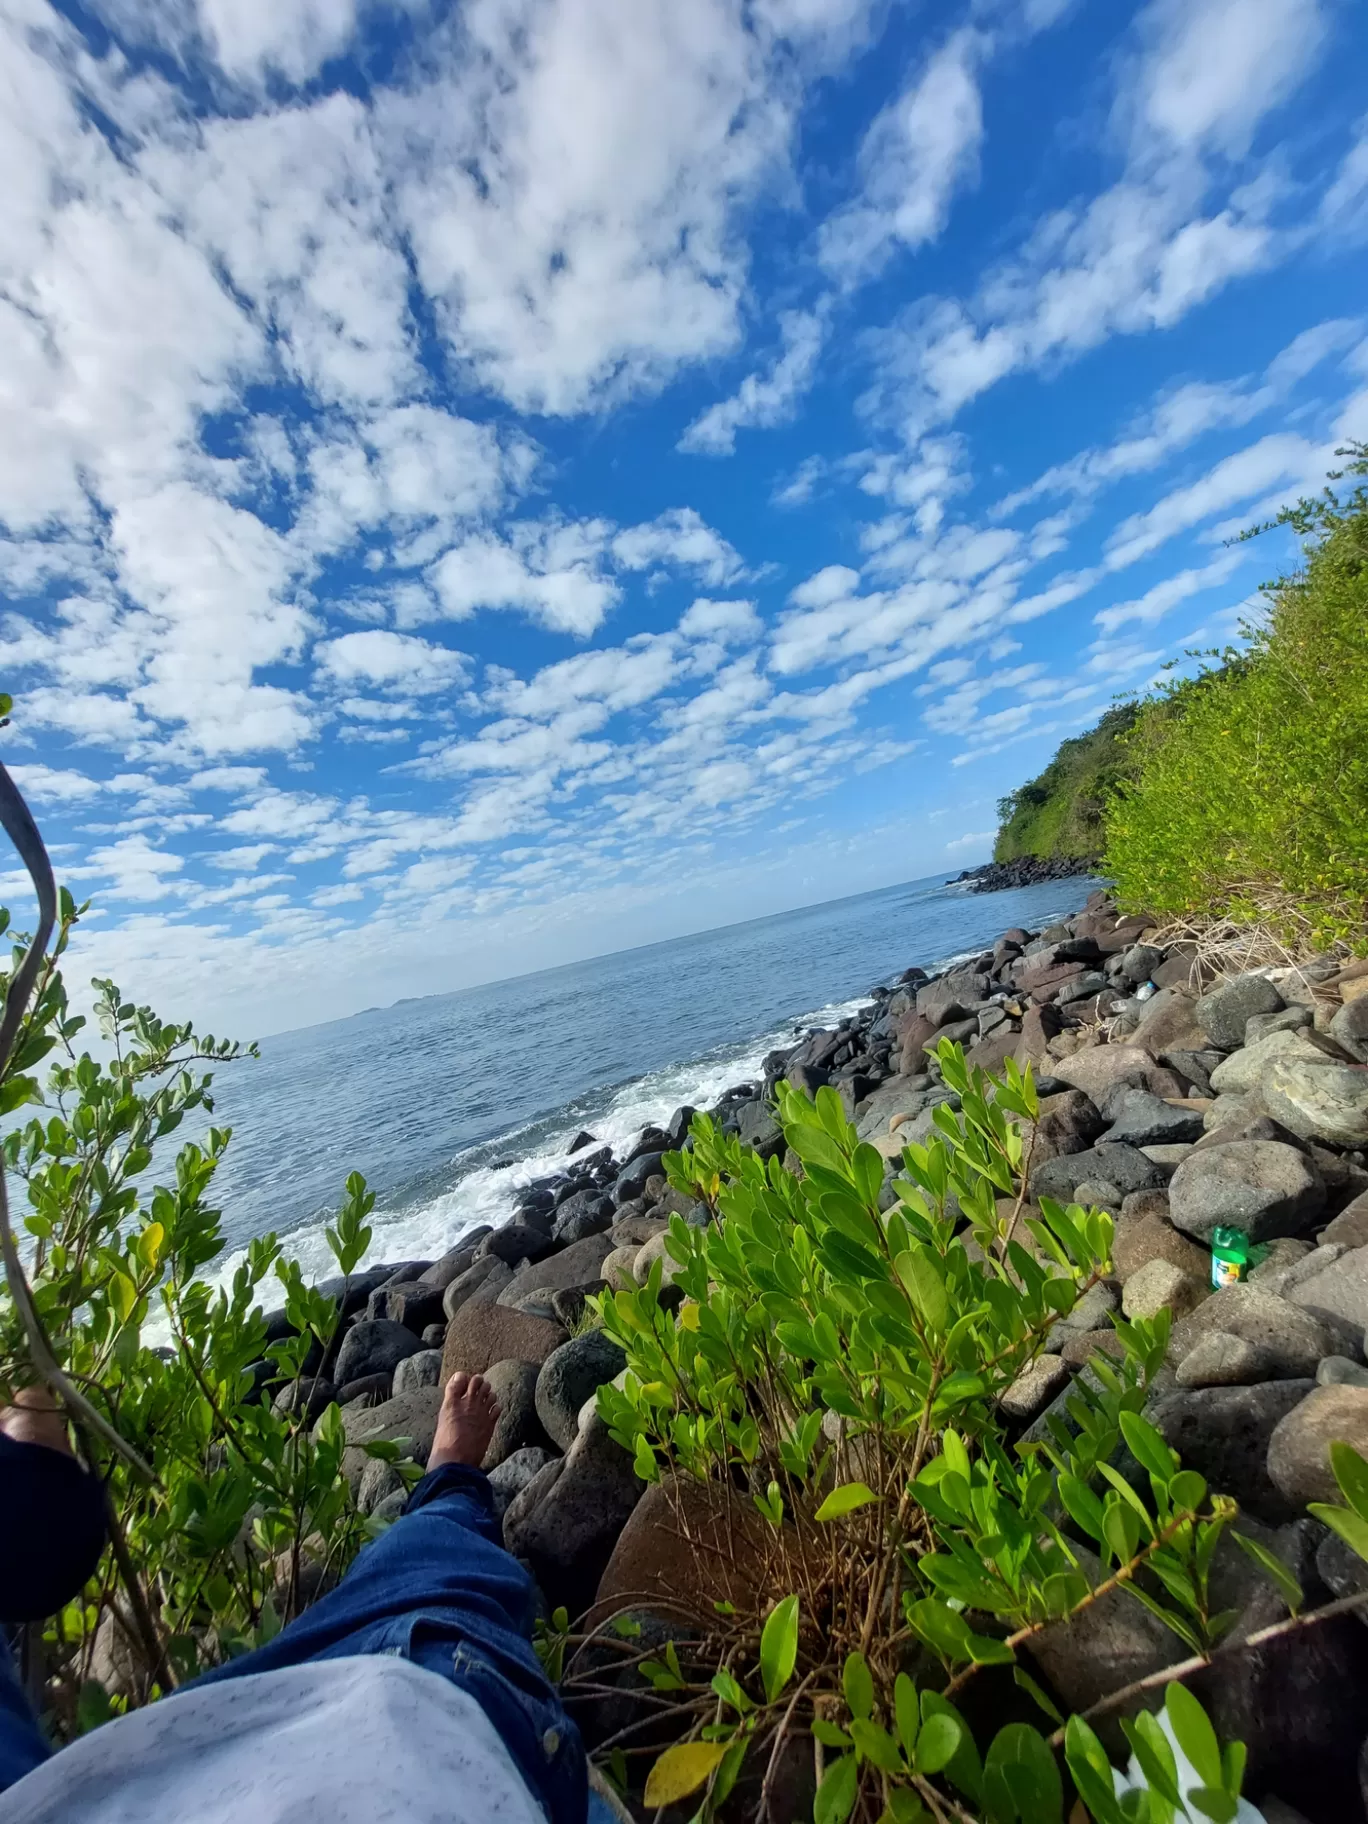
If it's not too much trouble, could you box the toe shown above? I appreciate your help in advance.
[445,1371,471,1402]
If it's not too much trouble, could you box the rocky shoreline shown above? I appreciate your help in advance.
[271,886,1368,1819]
[952,852,1099,893]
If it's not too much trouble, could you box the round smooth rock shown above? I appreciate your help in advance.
[535,1333,629,1452]
[1168,1140,1325,1243]
[333,1318,426,1387]
[1196,973,1283,1050]
[1174,1330,1275,1388]
[392,1348,444,1394]
[1120,1258,1206,1322]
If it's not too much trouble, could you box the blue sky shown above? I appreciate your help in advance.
[1,0,1365,1035]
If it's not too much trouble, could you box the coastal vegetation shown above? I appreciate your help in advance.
[1103,446,1368,952]
[993,705,1140,866]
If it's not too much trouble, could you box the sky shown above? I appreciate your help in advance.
[0,0,1365,1038]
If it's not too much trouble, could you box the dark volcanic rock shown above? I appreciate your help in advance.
[333,1318,426,1387]
[536,1332,629,1451]
[952,855,1097,894]
[1149,1380,1315,1522]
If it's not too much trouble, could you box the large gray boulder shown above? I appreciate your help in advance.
[1167,1140,1325,1242]
[1330,995,1368,1064]
[1196,973,1283,1049]
[1288,1247,1368,1336]
[1149,1380,1314,1522]
[480,1358,550,1469]
[916,971,990,1026]
[487,1446,559,1522]
[333,1318,426,1387]
[392,1349,444,1394]
[535,1332,628,1451]
[1032,1142,1167,1204]
[1104,1089,1206,1147]
[1208,1028,1334,1096]
[442,1255,511,1323]
[1169,1284,1352,1380]
[1262,1056,1368,1147]
[502,1413,645,1614]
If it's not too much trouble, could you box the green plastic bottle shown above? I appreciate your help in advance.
[1210,1226,1251,1290]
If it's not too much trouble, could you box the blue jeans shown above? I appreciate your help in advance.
[0,1465,596,1824]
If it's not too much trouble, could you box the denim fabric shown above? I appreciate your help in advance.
[190,1463,589,1824]
[0,1464,596,1824]
[0,1635,51,1795]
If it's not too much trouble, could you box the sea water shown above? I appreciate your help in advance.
[201,870,1099,1285]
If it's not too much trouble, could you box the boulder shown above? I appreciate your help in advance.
[477,1220,555,1266]
[601,1246,640,1292]
[416,1235,490,1290]
[1104,1089,1207,1147]
[1148,1380,1314,1522]
[1175,1331,1277,1387]
[502,1413,645,1615]
[1130,989,1208,1057]
[1208,1027,1343,1096]
[377,1283,447,1335]
[480,1359,550,1470]
[1196,973,1284,1049]
[1193,1516,1368,1806]
[1244,1005,1314,1047]
[1262,1055,1368,1147]
[1288,1247,1368,1336]
[497,1234,616,1308]
[272,1377,339,1424]
[1331,994,1368,1064]
[1048,1282,1118,1348]
[916,972,991,1026]
[1323,1193,1368,1249]
[1267,1384,1368,1506]
[588,1473,773,1629]
[1032,1142,1166,1204]
[487,1446,559,1522]
[633,1229,687,1287]
[1111,1207,1209,1285]
[392,1349,444,1394]
[333,1318,426,1388]
[356,1456,405,1517]
[535,1333,629,1452]
[1052,1045,1165,1102]
[338,1386,443,1488]
[1170,1284,1352,1380]
[614,1152,667,1203]
[610,1211,668,1248]
[1318,1356,1368,1389]
[999,1354,1072,1422]
[442,1255,511,1323]
[551,1189,615,1245]
[1023,1543,1178,1734]
[441,1288,566,1380]
[1031,1089,1105,1162]
[1167,1140,1325,1243]
[1120,1259,1206,1322]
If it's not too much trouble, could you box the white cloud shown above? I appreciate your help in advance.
[611,509,747,586]
[818,30,987,284]
[1103,431,1317,567]
[1321,117,1368,243]
[678,310,826,455]
[945,828,994,851]
[316,630,470,693]
[1092,548,1245,632]
[862,0,1329,431]
[426,523,619,638]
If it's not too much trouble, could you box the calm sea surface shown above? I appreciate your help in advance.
[201,871,1098,1284]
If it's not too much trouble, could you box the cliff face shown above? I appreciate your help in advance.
[992,702,1140,864]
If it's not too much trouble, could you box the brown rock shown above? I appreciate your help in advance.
[1130,989,1208,1056]
[1053,1045,1162,1101]
[610,1212,667,1248]
[480,1359,551,1470]
[1152,946,1218,991]
[895,1012,940,1074]
[965,1028,1019,1073]
[601,1246,639,1292]
[1111,1208,1210,1284]
[587,1473,775,1631]
[1018,1003,1063,1060]
[1121,1258,1206,1321]
[441,1284,566,1379]
[1266,1384,1368,1506]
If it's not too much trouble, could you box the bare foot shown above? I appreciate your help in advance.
[427,1372,500,1471]
[0,1386,72,1457]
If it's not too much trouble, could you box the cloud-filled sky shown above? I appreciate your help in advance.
[1,0,1365,1035]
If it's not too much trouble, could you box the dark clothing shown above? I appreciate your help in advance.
[0,1434,107,1623]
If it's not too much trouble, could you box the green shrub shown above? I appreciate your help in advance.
[994,705,1140,863]
[0,886,401,1730]
[585,1044,1368,1822]
[1103,446,1368,949]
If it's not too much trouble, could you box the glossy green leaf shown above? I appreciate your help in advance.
[815,1482,878,1523]
[759,1594,799,1705]
[842,1651,874,1722]
[1231,1532,1303,1615]
[813,1752,859,1824]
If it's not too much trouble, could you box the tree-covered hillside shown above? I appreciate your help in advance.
[992,703,1140,863]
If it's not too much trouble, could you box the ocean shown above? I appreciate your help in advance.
[201,869,1099,1287]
